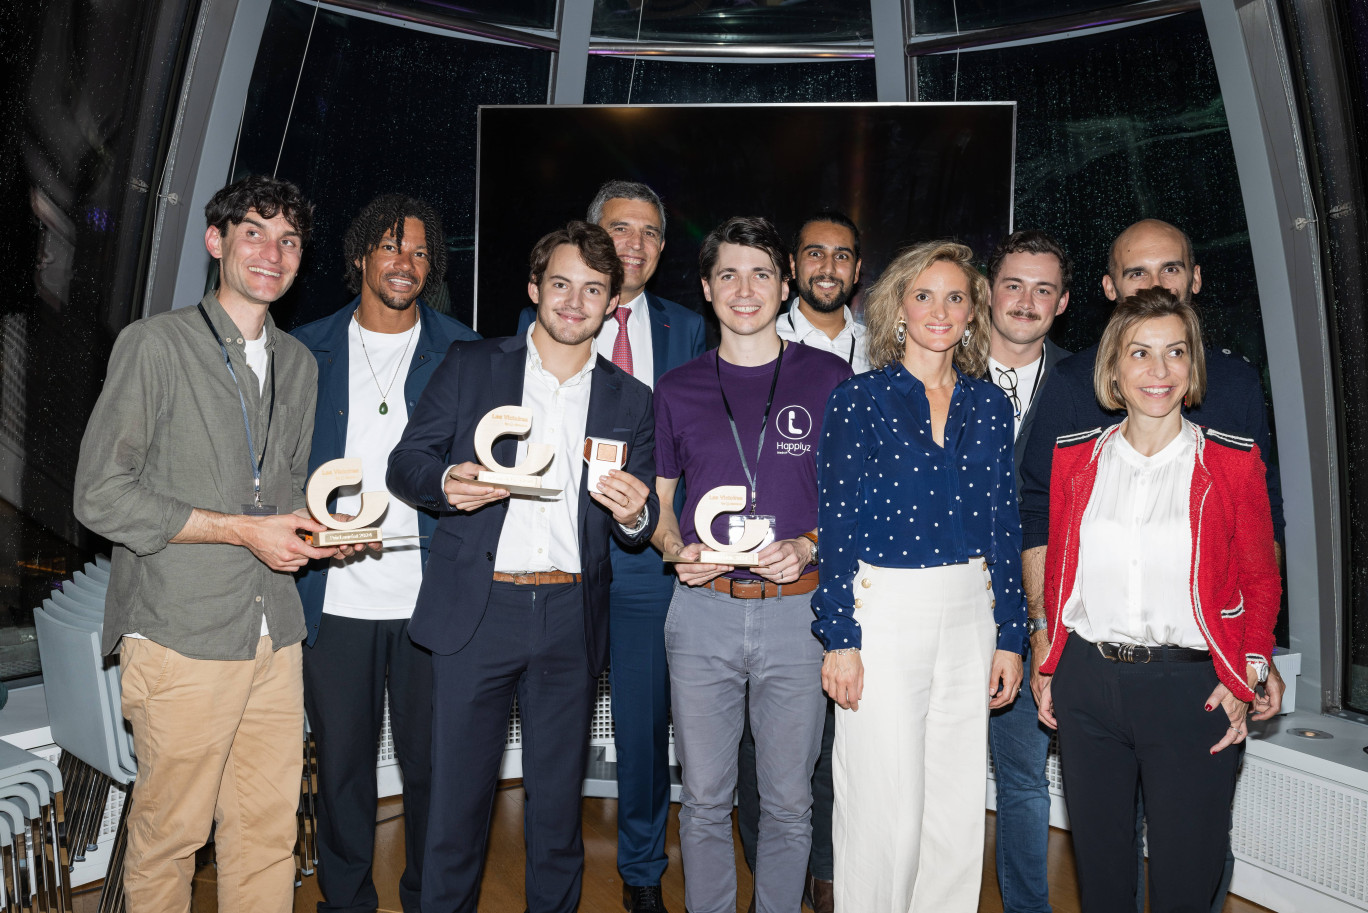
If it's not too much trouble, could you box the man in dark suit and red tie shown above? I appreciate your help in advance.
[520,180,705,913]
[388,220,659,913]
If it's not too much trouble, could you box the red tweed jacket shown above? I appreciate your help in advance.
[1039,422,1280,701]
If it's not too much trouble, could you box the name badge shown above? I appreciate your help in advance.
[241,503,278,517]
[728,514,776,550]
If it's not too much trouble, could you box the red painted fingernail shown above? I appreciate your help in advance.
[1205,704,1212,711]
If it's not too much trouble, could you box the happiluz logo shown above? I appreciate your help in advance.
[776,405,812,440]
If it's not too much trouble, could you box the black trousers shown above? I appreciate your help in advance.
[1053,636,1242,913]
[303,614,434,913]
[421,582,596,913]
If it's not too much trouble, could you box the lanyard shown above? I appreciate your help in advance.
[198,304,276,506]
[715,344,784,513]
[787,310,857,365]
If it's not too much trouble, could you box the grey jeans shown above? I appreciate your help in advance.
[663,582,826,913]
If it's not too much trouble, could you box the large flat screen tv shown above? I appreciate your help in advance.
[474,102,1016,337]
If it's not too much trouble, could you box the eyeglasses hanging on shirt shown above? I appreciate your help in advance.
[993,363,1044,423]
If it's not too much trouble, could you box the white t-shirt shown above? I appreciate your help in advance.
[988,353,1045,441]
[320,318,424,620]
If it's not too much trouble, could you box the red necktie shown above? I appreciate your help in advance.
[611,307,633,376]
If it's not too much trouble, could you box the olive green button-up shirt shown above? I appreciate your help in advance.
[74,292,318,660]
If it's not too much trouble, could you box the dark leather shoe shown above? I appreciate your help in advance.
[803,873,834,913]
[623,883,668,912]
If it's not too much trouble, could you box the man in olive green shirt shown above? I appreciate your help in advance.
[74,175,337,913]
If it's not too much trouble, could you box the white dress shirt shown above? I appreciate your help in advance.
[988,353,1045,441]
[1062,421,1205,649]
[493,329,594,574]
[595,291,655,388]
[777,301,869,374]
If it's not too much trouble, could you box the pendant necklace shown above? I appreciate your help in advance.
[356,313,418,415]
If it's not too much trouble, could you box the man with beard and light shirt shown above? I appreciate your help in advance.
[1019,218,1287,913]
[736,209,865,913]
[653,217,851,913]
[982,230,1072,913]
[388,221,658,913]
[776,210,868,373]
[519,180,704,913]
[292,194,478,913]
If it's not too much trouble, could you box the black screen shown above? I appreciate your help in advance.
[474,103,1016,337]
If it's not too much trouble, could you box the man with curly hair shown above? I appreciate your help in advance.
[75,174,338,913]
[292,193,477,913]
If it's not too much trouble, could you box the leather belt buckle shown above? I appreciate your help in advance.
[1098,642,1152,664]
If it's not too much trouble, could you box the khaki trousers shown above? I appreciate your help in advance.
[119,635,303,913]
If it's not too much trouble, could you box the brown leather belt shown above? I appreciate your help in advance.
[705,571,819,600]
[492,571,582,586]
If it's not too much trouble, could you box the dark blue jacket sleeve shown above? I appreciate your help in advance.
[1019,369,1084,551]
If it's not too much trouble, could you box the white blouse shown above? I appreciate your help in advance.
[1062,421,1206,649]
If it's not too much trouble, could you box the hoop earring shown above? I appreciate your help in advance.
[961,327,972,348]
[895,317,907,345]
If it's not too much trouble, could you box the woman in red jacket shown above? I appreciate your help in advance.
[1033,287,1279,912]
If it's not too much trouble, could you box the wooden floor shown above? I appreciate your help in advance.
[74,789,1274,912]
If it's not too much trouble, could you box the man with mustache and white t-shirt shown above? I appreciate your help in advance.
[984,229,1072,913]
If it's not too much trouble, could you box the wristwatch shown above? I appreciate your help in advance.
[801,530,819,563]
[1026,617,1048,637]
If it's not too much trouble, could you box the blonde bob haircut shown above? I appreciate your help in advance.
[864,240,990,378]
[1094,286,1207,411]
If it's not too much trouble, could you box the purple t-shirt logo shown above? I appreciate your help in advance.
[777,405,814,456]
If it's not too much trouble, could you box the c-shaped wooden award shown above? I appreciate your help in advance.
[663,485,767,567]
[449,406,562,498]
[304,458,389,546]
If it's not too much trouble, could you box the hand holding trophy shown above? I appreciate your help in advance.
[447,406,562,498]
[663,485,770,567]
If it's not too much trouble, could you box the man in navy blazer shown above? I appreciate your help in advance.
[518,180,705,913]
[389,221,659,913]
[292,194,478,913]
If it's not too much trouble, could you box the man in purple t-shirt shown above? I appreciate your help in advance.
[652,217,851,913]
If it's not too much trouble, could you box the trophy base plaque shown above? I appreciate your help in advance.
[454,473,562,499]
[663,550,764,567]
[307,527,382,547]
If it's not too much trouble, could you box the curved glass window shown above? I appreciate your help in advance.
[591,0,871,44]
[585,57,876,104]
[232,2,553,332]
[914,0,1138,35]
[0,0,195,680]
[348,0,558,31]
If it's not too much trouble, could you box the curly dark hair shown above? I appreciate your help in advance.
[204,175,314,243]
[528,221,624,300]
[342,194,447,296]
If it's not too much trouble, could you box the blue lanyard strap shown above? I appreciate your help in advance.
[198,304,276,505]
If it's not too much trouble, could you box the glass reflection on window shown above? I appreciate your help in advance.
[591,0,872,43]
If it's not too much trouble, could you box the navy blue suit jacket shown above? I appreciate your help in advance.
[1013,337,1071,481]
[518,292,705,598]
[291,298,479,645]
[385,335,660,675]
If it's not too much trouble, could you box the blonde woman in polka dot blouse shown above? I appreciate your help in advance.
[811,240,1028,913]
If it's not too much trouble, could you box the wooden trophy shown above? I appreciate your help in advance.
[304,458,389,546]
[448,406,562,498]
[664,485,768,567]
